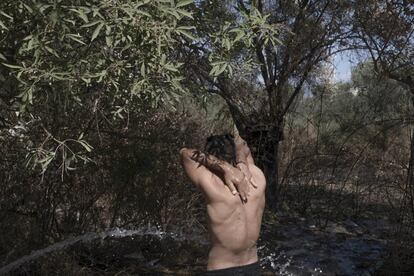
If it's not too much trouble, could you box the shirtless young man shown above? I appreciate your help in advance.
[180,133,266,275]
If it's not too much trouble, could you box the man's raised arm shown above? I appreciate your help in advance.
[180,148,250,201]
[234,134,257,188]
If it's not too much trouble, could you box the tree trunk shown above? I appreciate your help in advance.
[407,94,414,222]
[407,125,414,222]
[226,98,284,211]
[263,138,280,211]
[241,123,284,211]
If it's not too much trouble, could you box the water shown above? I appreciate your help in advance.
[0,218,388,275]
[258,217,388,275]
[0,226,207,274]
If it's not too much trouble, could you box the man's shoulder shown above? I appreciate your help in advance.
[249,165,266,186]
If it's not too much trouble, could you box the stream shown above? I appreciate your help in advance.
[0,217,390,275]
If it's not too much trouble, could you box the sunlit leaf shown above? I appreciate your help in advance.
[81,20,101,28]
[79,140,93,152]
[141,62,146,77]
[0,20,8,30]
[233,31,244,43]
[136,10,151,17]
[176,29,195,40]
[216,62,227,76]
[0,11,13,20]
[91,22,104,41]
[164,63,179,72]
[67,34,86,45]
[2,63,22,69]
[176,0,194,8]
[176,9,193,19]
[44,46,59,57]
[23,3,33,13]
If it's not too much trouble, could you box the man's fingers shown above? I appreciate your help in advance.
[225,180,238,195]
[244,177,252,195]
[241,168,254,189]
[239,190,248,203]
[240,179,250,201]
[250,178,258,188]
[247,176,255,189]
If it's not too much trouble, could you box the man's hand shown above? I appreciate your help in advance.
[222,166,250,203]
[182,147,251,203]
[236,162,258,189]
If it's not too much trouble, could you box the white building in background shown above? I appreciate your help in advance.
[320,56,336,88]
[350,87,359,96]
[317,56,336,95]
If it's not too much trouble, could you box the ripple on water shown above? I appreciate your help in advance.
[0,218,388,275]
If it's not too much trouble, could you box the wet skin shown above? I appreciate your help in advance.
[180,148,266,270]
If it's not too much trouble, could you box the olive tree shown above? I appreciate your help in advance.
[184,0,353,208]
[352,0,414,222]
[0,0,194,173]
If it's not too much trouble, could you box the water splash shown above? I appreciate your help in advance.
[0,218,388,275]
[0,226,206,274]
[258,217,388,275]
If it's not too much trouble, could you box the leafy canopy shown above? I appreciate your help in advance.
[0,0,195,174]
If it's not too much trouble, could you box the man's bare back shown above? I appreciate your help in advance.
[180,134,266,273]
[204,164,266,270]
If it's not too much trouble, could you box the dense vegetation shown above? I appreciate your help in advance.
[0,0,413,274]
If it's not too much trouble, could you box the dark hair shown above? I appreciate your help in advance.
[204,133,236,165]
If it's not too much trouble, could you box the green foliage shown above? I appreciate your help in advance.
[297,62,410,152]
[1,0,194,108]
[0,0,195,173]
[207,6,283,79]
[352,0,414,88]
